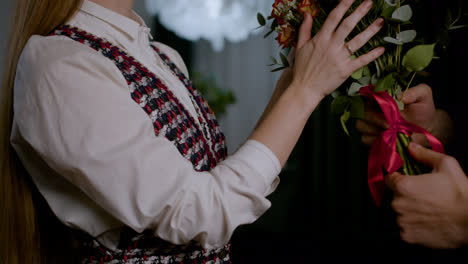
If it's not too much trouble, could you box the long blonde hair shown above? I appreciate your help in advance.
[0,0,82,262]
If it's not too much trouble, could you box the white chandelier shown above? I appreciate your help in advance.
[145,0,272,51]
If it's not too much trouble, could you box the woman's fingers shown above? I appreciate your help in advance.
[334,0,374,43]
[320,0,356,36]
[297,13,313,49]
[356,119,383,145]
[292,0,386,99]
[356,119,384,136]
[362,135,378,145]
[362,110,388,129]
[346,18,384,54]
[350,46,385,73]
[357,110,388,145]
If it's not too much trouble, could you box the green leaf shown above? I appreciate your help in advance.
[271,66,287,72]
[350,96,364,119]
[384,0,397,7]
[264,29,275,38]
[331,95,351,114]
[280,52,290,67]
[382,6,395,18]
[445,8,453,29]
[348,82,363,96]
[375,73,396,92]
[399,30,417,43]
[257,13,266,26]
[268,56,278,66]
[450,25,468,30]
[351,67,364,80]
[270,56,278,65]
[396,99,404,110]
[350,55,364,80]
[340,110,351,136]
[383,30,417,45]
[402,44,436,72]
[363,66,371,77]
[392,5,413,22]
[331,91,341,98]
[271,19,278,30]
[358,77,371,86]
[371,74,378,85]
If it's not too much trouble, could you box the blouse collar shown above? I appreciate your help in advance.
[79,0,149,41]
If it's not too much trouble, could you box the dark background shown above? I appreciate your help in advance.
[155,1,468,263]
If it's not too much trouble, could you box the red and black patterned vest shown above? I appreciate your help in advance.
[50,25,230,264]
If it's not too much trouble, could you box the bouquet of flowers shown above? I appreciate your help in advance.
[258,0,465,205]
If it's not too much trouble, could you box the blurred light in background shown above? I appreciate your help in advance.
[145,0,272,51]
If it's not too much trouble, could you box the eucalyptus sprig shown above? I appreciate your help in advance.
[260,0,450,176]
[332,0,436,136]
[329,0,439,175]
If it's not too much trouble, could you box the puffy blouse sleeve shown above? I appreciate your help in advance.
[11,35,281,249]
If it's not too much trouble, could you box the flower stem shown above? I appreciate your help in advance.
[397,133,414,175]
[397,133,423,175]
[404,72,417,91]
[401,72,418,101]
[397,25,401,72]
[396,134,409,175]
[396,0,402,74]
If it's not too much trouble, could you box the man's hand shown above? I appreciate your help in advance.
[356,84,453,146]
[386,143,468,249]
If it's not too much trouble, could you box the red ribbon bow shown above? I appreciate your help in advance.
[359,85,445,206]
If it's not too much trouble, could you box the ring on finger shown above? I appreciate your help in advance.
[345,43,354,56]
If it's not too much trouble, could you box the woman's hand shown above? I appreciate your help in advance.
[251,0,385,166]
[291,0,385,102]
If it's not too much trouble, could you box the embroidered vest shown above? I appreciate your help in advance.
[51,25,227,172]
[50,26,231,264]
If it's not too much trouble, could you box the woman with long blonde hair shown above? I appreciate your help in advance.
[1,0,384,262]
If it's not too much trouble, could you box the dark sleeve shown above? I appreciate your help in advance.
[430,6,468,170]
[445,30,468,171]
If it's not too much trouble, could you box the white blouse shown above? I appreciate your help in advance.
[10,0,281,250]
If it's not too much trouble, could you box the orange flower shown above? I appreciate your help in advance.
[271,0,287,25]
[298,0,320,18]
[277,24,297,48]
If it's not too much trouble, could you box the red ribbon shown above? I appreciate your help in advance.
[359,85,445,206]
